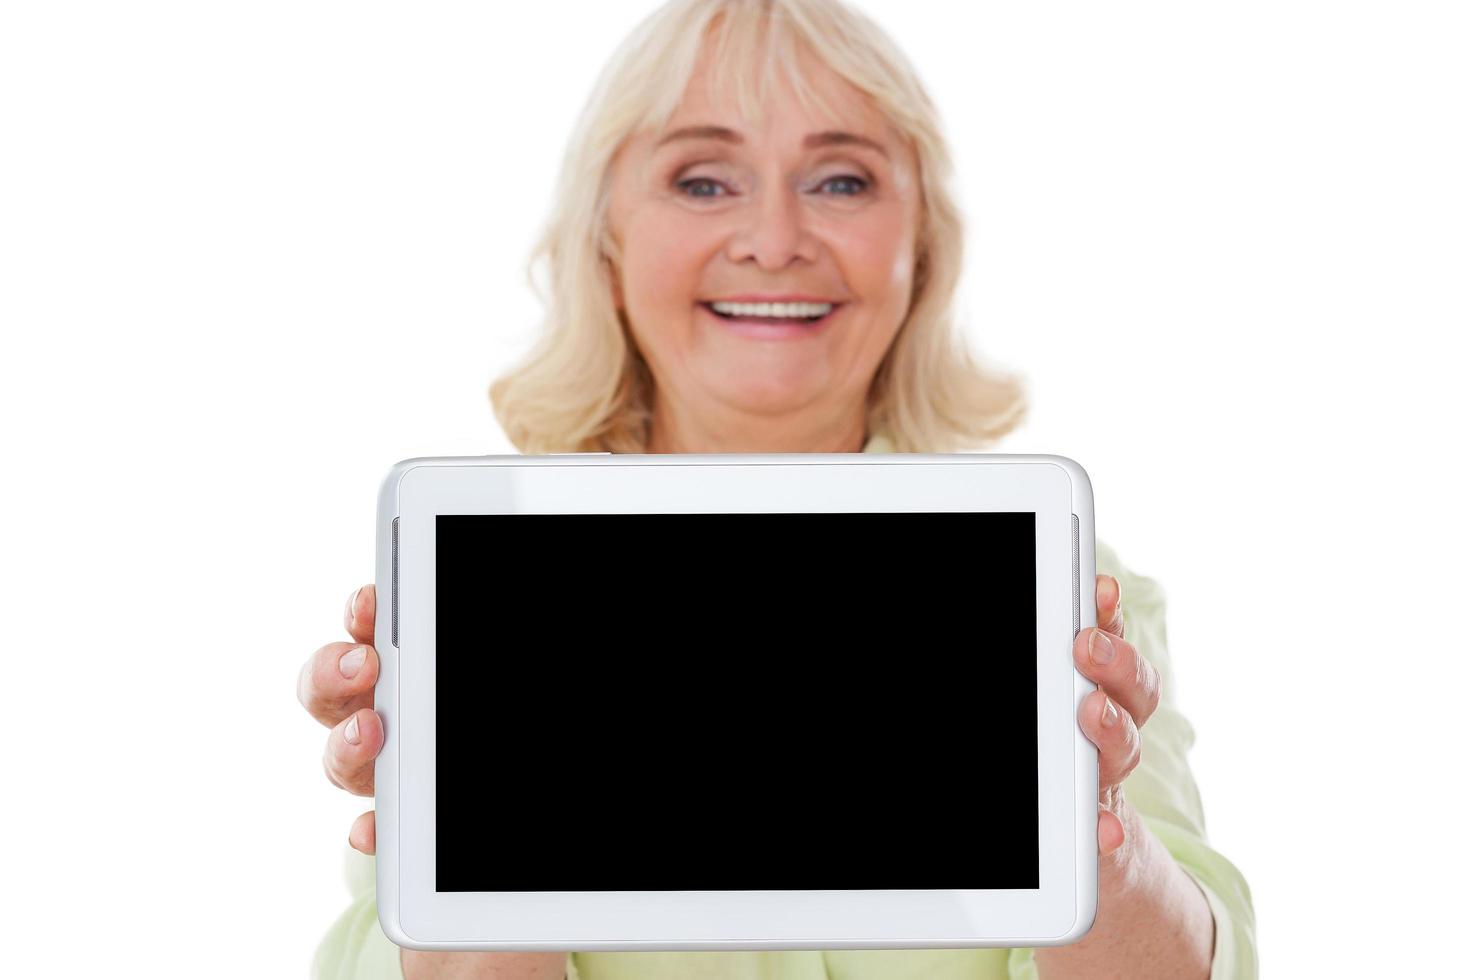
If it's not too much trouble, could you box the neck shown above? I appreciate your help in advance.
[645,394,869,454]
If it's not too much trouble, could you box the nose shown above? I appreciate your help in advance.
[726,182,817,271]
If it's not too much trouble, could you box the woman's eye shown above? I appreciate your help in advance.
[676,178,726,198]
[818,175,869,196]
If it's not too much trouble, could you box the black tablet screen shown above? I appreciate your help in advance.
[435,512,1038,891]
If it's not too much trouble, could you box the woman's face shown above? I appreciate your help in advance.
[606,44,922,449]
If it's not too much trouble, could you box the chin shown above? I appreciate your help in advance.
[702,370,831,415]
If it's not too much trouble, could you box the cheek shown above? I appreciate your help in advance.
[836,213,915,308]
[621,209,716,310]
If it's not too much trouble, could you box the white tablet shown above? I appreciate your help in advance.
[372,451,1099,952]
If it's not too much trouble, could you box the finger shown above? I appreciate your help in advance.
[1095,574,1125,640]
[1073,626,1162,729]
[345,585,377,647]
[1080,688,1142,789]
[1098,808,1126,857]
[322,707,385,797]
[298,640,381,728]
[349,810,377,855]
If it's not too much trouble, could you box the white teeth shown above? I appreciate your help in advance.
[710,301,834,319]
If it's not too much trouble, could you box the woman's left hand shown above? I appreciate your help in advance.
[1074,573,1162,864]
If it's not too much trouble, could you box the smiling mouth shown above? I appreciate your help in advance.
[698,301,844,326]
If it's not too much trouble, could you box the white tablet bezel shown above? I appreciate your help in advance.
[374,452,1098,952]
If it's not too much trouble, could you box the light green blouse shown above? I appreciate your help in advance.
[312,433,1257,979]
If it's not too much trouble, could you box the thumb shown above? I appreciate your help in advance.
[1098,808,1126,856]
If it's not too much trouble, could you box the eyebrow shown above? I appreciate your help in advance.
[655,125,890,160]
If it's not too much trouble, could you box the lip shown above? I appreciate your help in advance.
[703,294,843,304]
[697,300,844,339]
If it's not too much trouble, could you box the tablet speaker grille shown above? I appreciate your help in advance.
[391,516,400,648]
[1072,513,1080,636]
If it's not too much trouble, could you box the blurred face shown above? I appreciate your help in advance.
[605,42,922,453]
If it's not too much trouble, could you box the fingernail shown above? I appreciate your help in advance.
[344,713,361,745]
[1101,695,1119,727]
[347,586,362,623]
[1089,629,1115,665]
[339,646,367,679]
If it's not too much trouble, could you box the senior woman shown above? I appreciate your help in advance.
[302,1,1257,978]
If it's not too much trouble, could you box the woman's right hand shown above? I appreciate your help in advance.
[298,584,383,854]
[300,586,568,978]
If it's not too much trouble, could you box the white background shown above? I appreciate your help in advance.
[2,1,1469,975]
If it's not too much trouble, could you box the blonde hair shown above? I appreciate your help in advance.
[490,0,1028,453]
